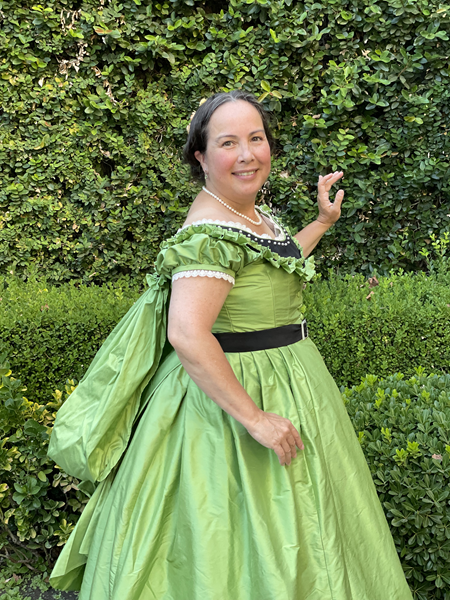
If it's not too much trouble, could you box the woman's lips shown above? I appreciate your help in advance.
[232,169,259,180]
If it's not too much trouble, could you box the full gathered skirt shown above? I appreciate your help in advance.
[50,337,413,600]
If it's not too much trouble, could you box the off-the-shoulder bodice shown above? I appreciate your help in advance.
[153,210,315,334]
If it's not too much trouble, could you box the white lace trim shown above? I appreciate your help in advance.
[177,216,285,241]
[172,270,235,285]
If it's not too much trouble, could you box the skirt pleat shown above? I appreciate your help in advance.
[50,337,413,600]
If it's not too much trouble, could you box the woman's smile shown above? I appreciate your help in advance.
[232,168,259,180]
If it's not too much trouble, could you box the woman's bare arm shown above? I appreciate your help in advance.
[167,276,304,465]
[294,219,332,258]
[168,276,261,428]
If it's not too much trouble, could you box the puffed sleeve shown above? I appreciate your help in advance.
[155,228,253,286]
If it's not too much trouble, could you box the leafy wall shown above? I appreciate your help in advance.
[1,0,449,284]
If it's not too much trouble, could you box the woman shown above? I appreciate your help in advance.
[48,90,413,599]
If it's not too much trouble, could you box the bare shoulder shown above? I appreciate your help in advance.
[182,197,232,227]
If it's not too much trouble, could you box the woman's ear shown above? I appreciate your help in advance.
[194,150,205,170]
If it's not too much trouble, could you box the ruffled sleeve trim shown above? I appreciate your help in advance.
[156,222,315,284]
[172,270,235,285]
[172,264,236,278]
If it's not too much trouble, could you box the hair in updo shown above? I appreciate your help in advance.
[183,90,275,183]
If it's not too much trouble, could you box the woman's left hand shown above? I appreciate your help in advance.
[317,171,345,226]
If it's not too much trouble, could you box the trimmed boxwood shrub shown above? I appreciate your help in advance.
[1,258,450,401]
[0,353,87,573]
[303,258,450,387]
[342,369,450,599]
[0,272,142,403]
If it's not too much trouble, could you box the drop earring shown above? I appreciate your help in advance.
[204,172,208,179]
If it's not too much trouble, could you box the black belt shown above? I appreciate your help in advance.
[212,320,308,353]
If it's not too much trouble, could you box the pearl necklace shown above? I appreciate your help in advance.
[202,186,262,226]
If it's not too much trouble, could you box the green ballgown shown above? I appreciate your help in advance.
[47,211,414,600]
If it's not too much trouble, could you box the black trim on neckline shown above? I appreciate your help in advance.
[218,224,301,260]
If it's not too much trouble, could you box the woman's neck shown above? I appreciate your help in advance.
[201,185,259,220]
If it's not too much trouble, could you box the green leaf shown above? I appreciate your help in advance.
[68,30,84,39]
[261,80,271,92]
[161,52,175,65]
[270,29,279,43]
[94,26,113,34]
[32,135,50,150]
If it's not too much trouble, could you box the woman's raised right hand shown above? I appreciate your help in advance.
[245,410,304,466]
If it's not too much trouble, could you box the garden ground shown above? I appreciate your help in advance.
[0,567,77,600]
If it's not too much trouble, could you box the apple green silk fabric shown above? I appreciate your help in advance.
[47,222,413,600]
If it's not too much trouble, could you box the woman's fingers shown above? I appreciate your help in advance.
[279,438,293,465]
[287,433,298,461]
[277,433,302,465]
[334,189,345,206]
[276,427,303,465]
[245,411,305,466]
[318,171,343,189]
[291,426,304,450]
[324,171,343,179]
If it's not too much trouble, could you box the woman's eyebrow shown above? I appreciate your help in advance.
[215,129,265,141]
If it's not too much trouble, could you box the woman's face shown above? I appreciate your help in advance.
[194,100,271,203]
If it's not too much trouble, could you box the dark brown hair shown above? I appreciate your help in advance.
[182,90,275,183]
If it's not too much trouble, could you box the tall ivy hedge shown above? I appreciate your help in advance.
[1,0,449,284]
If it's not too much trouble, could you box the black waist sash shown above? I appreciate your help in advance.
[212,321,308,353]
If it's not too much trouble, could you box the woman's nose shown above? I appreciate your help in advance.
[237,143,254,162]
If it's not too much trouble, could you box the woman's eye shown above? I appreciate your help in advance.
[222,137,263,146]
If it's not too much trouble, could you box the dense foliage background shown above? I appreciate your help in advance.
[1,0,449,284]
